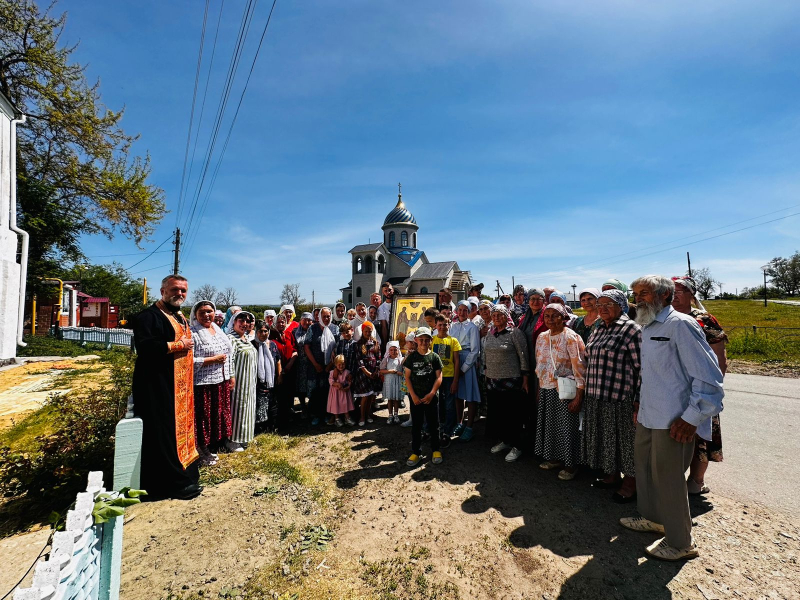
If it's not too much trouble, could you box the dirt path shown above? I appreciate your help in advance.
[116,417,800,600]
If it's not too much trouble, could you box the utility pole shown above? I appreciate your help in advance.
[763,267,768,307]
[173,228,181,275]
[312,290,315,310]
[687,252,692,278]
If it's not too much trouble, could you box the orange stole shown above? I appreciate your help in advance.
[157,302,199,469]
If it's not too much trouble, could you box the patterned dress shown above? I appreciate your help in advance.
[229,334,257,444]
[581,315,642,476]
[691,308,726,462]
[534,328,586,467]
[353,338,382,398]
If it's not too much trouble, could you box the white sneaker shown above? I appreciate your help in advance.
[367,417,374,424]
[401,418,413,428]
[505,447,522,462]
[225,441,244,453]
[358,421,365,427]
[491,442,511,454]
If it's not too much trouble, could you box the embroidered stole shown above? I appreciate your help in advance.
[156,301,199,469]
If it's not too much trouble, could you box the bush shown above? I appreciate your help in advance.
[0,349,134,501]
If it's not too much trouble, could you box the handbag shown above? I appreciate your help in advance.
[549,334,577,400]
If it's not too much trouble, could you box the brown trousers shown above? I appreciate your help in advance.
[634,424,695,549]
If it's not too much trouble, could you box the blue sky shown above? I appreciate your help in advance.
[59,0,800,303]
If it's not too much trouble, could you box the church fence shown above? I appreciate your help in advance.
[12,399,143,600]
[55,326,135,351]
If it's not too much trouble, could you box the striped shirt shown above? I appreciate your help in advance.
[229,334,257,443]
[584,314,642,403]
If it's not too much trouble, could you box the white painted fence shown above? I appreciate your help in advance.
[57,327,134,350]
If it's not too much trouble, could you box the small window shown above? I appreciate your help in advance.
[377,255,385,273]
[348,293,352,304]
[389,231,396,247]
[365,256,373,273]
[420,287,428,294]
[412,233,416,248]
[355,257,363,273]
[401,231,408,247]
[356,287,362,298]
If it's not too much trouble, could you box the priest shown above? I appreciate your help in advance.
[132,274,202,500]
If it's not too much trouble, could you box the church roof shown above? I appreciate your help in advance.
[349,243,383,253]
[392,248,424,266]
[410,261,457,280]
[383,196,417,226]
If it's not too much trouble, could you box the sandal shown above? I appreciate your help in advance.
[539,461,562,470]
[687,477,710,495]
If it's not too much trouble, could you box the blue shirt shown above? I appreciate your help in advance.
[639,305,724,440]
[448,319,480,373]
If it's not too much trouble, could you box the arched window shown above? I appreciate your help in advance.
[377,255,385,273]
[355,257,363,273]
[356,287,362,298]
[348,293,352,304]
[420,286,428,294]
[412,233,416,248]
[389,231,396,247]
[401,231,408,247]
[365,255,373,273]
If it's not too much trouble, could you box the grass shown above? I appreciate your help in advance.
[200,434,307,486]
[16,334,115,357]
[360,545,460,600]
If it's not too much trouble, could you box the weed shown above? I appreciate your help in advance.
[360,547,460,600]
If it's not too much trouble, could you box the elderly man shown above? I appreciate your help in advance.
[542,286,555,303]
[620,275,723,561]
[132,274,201,500]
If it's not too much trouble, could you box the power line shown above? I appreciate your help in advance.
[175,0,211,228]
[125,234,175,271]
[131,262,174,276]
[183,0,280,259]
[181,0,259,238]
[91,250,172,258]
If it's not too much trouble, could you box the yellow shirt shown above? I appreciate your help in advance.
[431,335,463,378]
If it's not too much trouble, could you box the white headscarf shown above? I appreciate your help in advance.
[226,310,256,341]
[350,302,368,330]
[279,304,295,321]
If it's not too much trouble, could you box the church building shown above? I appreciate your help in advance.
[340,187,472,307]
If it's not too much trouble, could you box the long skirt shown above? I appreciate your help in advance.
[694,415,723,463]
[194,380,231,448]
[456,351,481,402]
[382,373,402,401]
[535,387,581,467]
[580,394,636,476]
[230,373,257,444]
[255,381,277,428]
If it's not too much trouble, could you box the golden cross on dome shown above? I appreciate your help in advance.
[396,182,404,207]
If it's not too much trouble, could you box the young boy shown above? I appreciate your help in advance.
[404,327,443,466]
[423,307,440,329]
[432,315,461,446]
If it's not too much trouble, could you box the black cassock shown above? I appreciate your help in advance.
[132,302,199,498]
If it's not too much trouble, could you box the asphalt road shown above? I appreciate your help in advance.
[710,373,799,517]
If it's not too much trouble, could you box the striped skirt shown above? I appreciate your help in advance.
[230,347,257,444]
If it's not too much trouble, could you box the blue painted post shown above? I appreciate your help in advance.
[99,516,123,600]
[112,410,143,491]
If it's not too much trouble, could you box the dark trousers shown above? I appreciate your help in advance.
[490,386,525,449]
[410,394,440,455]
[308,374,329,419]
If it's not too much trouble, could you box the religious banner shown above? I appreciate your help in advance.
[389,293,438,346]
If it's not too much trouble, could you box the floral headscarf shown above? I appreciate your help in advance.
[600,289,628,313]
[489,304,514,335]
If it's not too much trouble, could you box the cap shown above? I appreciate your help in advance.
[415,326,433,338]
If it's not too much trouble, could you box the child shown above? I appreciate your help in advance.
[404,327,444,466]
[432,315,462,445]
[423,307,440,329]
[328,354,355,426]
[346,308,357,322]
[380,341,404,423]
[400,332,416,427]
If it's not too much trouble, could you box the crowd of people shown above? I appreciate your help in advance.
[131,273,725,562]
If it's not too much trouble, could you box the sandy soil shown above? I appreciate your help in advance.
[727,360,800,379]
[115,415,799,600]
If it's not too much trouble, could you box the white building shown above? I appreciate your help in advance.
[340,189,472,307]
[0,91,27,361]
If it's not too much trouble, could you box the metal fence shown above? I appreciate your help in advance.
[56,326,135,350]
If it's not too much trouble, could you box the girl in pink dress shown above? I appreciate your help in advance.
[328,354,355,426]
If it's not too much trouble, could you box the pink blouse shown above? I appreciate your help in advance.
[535,328,586,390]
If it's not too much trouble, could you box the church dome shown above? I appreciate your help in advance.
[383,197,417,226]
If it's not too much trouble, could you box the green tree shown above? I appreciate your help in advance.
[0,0,165,265]
[687,267,720,300]
[765,252,800,297]
[62,263,147,319]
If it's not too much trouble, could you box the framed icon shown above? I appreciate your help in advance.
[389,294,439,345]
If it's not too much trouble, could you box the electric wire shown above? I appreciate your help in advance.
[181,0,259,238]
[124,234,175,271]
[0,539,51,600]
[91,250,172,258]
[175,0,211,228]
[131,262,174,276]
[183,0,280,259]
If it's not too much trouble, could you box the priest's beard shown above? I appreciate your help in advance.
[634,300,662,327]
[164,295,186,309]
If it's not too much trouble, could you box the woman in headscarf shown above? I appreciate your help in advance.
[263,309,277,330]
[227,311,257,452]
[570,288,601,343]
[190,300,234,465]
[483,304,529,463]
[352,321,382,426]
[350,302,368,330]
[305,307,337,426]
[221,305,242,332]
[272,313,298,427]
[671,276,727,496]
[582,290,641,502]
[601,279,636,319]
[517,288,548,441]
[214,310,225,328]
[253,319,282,433]
[535,303,586,481]
[280,304,299,336]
